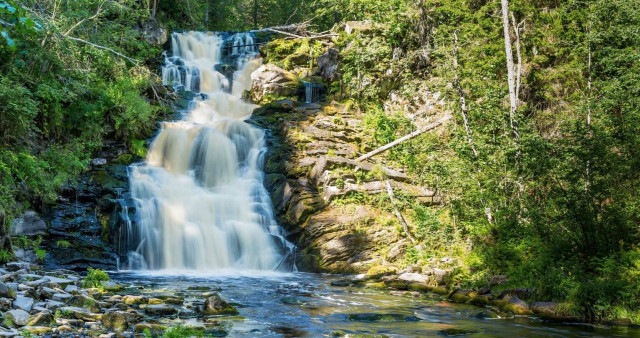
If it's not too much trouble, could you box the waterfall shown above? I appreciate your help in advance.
[303,81,322,104]
[121,31,295,271]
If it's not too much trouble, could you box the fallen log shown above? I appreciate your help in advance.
[356,116,452,162]
[386,180,416,244]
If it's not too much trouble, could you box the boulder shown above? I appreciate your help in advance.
[0,281,13,299]
[344,21,374,35]
[142,21,168,46]
[250,64,299,103]
[56,306,102,321]
[102,310,129,331]
[317,48,340,81]
[27,311,53,326]
[202,294,239,315]
[500,296,532,315]
[10,211,47,236]
[5,309,30,326]
[12,296,34,312]
[144,304,177,316]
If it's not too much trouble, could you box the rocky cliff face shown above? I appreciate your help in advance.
[251,99,440,273]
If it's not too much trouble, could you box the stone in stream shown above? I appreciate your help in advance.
[56,306,102,321]
[102,311,129,331]
[438,328,479,336]
[5,309,30,326]
[67,294,100,312]
[12,295,34,312]
[347,313,420,322]
[23,326,53,335]
[145,303,178,316]
[0,297,11,311]
[202,294,239,315]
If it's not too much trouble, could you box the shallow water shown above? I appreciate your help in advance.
[113,271,639,337]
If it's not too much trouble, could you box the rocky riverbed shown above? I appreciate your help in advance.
[0,262,637,337]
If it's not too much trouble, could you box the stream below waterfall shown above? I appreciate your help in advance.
[112,271,639,337]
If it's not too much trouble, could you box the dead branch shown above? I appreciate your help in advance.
[386,180,416,244]
[66,36,139,65]
[356,116,452,162]
[63,1,106,36]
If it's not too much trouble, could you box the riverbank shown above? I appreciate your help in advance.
[0,262,637,337]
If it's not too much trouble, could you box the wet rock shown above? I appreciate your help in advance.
[450,290,474,303]
[56,306,102,321]
[55,318,83,327]
[397,273,428,284]
[10,211,47,237]
[604,318,632,326]
[64,285,78,294]
[438,328,479,336]
[102,310,129,331]
[27,311,53,326]
[5,309,30,326]
[68,294,99,312]
[134,323,168,332]
[348,313,420,322]
[280,297,308,305]
[330,279,351,287]
[145,304,178,316]
[12,296,34,312]
[45,276,74,288]
[390,291,420,297]
[148,298,164,305]
[177,308,198,318]
[122,295,147,305]
[499,296,532,315]
[202,294,239,315]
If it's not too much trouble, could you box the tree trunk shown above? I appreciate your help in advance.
[152,0,157,19]
[254,0,258,30]
[501,0,519,140]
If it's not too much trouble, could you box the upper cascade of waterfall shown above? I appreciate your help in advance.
[119,31,295,272]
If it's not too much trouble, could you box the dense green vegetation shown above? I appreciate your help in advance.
[1,0,639,324]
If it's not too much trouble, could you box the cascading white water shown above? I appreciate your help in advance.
[122,31,294,271]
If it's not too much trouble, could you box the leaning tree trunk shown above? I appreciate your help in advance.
[501,0,519,140]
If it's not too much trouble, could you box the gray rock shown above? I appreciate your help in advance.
[52,293,72,302]
[10,211,47,237]
[5,262,29,272]
[56,306,102,321]
[92,158,107,166]
[45,276,74,288]
[0,281,13,299]
[45,300,65,311]
[250,64,299,103]
[27,311,53,326]
[317,48,340,81]
[145,304,177,316]
[13,295,34,312]
[6,309,30,326]
[64,285,78,294]
[202,294,239,315]
[102,310,129,331]
[397,272,428,284]
[142,21,168,46]
[0,298,11,311]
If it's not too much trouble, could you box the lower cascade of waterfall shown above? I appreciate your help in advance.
[116,31,295,272]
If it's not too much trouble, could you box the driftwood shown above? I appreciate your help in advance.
[356,116,452,162]
[386,180,416,244]
[252,22,337,42]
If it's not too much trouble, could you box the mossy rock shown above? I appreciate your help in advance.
[202,293,239,316]
[408,282,433,293]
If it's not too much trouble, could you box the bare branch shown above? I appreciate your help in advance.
[66,36,139,65]
[63,1,106,37]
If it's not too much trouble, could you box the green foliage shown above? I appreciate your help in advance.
[0,249,13,263]
[55,240,71,248]
[82,267,110,289]
[162,325,203,338]
[35,248,45,261]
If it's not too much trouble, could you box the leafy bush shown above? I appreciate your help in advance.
[82,267,110,289]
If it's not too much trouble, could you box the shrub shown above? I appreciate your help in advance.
[81,267,110,288]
